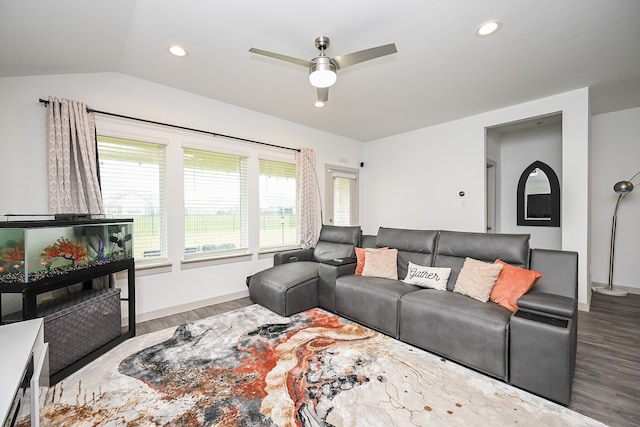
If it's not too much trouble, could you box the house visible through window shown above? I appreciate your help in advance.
[259,158,297,249]
[326,165,359,226]
[97,136,167,261]
[183,148,248,257]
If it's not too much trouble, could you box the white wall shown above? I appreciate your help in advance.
[591,107,640,293]
[363,88,592,308]
[361,117,485,234]
[0,74,604,312]
[497,121,562,249]
[0,72,364,320]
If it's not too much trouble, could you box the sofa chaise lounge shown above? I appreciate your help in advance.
[248,225,578,405]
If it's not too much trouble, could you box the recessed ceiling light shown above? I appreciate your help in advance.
[168,45,188,57]
[476,20,502,37]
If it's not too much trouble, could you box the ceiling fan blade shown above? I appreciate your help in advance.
[249,47,312,68]
[333,43,397,69]
[317,87,329,103]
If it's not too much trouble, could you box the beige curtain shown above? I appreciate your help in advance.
[47,97,104,215]
[297,148,319,249]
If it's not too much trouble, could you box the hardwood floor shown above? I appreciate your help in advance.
[136,292,640,427]
[135,296,253,335]
[570,291,640,427]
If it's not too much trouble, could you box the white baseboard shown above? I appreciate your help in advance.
[122,289,250,326]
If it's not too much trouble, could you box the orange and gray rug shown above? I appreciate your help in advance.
[32,305,604,426]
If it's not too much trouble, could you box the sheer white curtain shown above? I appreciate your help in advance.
[297,148,319,249]
[46,96,104,215]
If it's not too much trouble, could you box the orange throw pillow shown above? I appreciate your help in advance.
[355,247,388,275]
[490,259,543,311]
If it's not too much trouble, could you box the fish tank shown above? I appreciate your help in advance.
[0,218,133,283]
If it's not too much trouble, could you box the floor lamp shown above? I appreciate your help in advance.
[594,171,640,296]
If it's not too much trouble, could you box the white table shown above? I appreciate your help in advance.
[0,319,48,427]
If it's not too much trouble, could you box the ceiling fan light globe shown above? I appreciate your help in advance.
[309,57,337,88]
[309,69,336,88]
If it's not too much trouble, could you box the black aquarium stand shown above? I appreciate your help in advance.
[0,217,136,384]
[0,258,136,384]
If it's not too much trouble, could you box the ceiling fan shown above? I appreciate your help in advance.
[249,36,397,107]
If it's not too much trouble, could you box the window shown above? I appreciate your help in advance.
[259,159,297,249]
[325,165,359,226]
[183,148,248,257]
[97,136,167,261]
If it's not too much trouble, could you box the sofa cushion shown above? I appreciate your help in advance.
[362,248,398,279]
[375,227,439,279]
[434,230,530,290]
[360,234,378,249]
[312,225,362,261]
[490,260,543,311]
[399,289,512,379]
[335,275,420,338]
[402,262,450,290]
[453,257,503,302]
[528,248,578,299]
[248,261,320,316]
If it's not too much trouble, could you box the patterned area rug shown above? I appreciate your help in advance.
[32,305,604,426]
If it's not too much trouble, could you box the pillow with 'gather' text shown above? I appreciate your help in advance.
[402,262,451,290]
[362,248,398,279]
[489,259,543,311]
[355,247,388,275]
[453,257,503,302]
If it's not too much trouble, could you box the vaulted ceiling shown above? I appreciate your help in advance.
[2,0,639,141]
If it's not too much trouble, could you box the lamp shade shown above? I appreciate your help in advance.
[309,57,337,88]
[613,180,634,194]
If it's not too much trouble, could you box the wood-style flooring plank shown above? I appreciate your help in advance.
[135,297,253,336]
[570,292,640,427]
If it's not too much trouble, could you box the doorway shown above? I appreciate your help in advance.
[325,164,359,226]
[485,113,563,249]
[486,160,496,233]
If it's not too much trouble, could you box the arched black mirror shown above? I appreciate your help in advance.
[517,161,560,227]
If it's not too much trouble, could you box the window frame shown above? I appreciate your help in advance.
[96,125,170,269]
[182,145,250,260]
[258,156,298,251]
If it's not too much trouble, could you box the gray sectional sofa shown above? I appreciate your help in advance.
[248,225,578,405]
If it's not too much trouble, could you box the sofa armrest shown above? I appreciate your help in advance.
[318,259,357,312]
[516,291,577,319]
[274,248,314,265]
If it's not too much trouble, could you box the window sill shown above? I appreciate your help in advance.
[111,260,172,279]
[180,252,252,270]
[136,261,173,276]
[257,245,301,259]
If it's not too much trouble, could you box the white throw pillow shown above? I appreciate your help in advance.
[402,262,451,290]
[362,248,398,279]
[453,257,503,302]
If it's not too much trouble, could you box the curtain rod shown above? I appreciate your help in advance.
[39,98,300,153]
